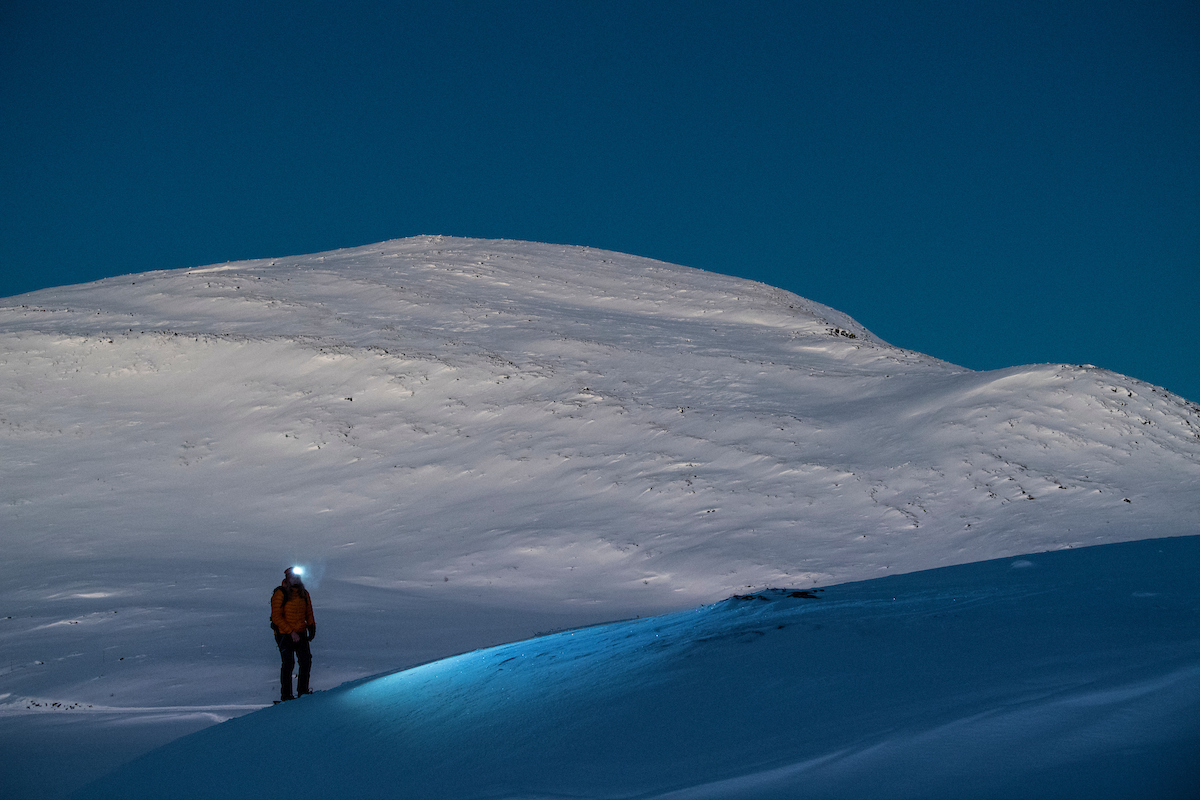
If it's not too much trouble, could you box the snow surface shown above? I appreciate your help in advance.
[1,236,1198,797]
[80,536,1200,799]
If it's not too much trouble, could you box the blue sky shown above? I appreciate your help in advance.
[2,1,1197,401]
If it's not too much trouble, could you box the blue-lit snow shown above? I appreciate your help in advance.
[78,535,1200,799]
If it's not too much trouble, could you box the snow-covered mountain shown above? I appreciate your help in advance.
[2,237,1198,797]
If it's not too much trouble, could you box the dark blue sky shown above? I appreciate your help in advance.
[3,1,1197,400]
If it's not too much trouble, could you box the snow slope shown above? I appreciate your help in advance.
[1,237,1198,796]
[79,535,1200,800]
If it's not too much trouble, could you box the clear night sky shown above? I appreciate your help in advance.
[2,1,1197,401]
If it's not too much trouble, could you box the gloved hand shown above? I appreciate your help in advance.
[306,625,316,642]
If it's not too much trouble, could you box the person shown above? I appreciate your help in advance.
[270,566,316,702]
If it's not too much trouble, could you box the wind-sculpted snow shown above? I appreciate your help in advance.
[78,536,1200,800]
[1,237,1198,796]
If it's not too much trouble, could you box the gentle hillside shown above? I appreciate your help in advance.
[4,237,1196,598]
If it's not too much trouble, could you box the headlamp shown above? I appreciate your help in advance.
[292,566,304,577]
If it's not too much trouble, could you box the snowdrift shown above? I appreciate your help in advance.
[78,535,1200,800]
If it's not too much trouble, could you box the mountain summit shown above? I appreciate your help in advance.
[4,237,1196,597]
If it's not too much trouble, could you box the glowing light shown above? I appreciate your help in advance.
[292,566,304,576]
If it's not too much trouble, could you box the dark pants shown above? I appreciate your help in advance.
[277,634,312,700]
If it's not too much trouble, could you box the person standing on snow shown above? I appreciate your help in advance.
[271,566,316,702]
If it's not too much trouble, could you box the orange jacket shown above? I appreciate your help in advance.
[271,583,315,636]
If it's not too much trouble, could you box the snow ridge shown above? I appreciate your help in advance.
[78,536,1200,800]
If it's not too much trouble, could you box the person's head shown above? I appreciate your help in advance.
[284,566,305,586]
